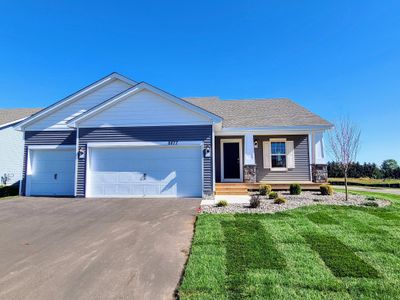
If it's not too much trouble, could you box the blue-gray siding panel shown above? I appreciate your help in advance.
[77,125,213,197]
[21,131,76,195]
[255,135,310,181]
[215,135,310,182]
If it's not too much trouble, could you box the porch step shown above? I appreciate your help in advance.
[215,183,251,195]
[215,191,249,195]
[215,182,321,195]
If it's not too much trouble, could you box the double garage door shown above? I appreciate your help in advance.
[28,146,202,198]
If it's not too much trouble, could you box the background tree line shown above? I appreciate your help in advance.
[328,159,400,179]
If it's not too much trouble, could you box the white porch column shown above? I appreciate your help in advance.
[310,131,328,183]
[244,133,255,165]
[312,131,326,164]
[243,133,257,183]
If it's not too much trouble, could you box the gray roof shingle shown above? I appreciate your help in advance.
[2,97,331,129]
[0,108,42,127]
[183,97,332,128]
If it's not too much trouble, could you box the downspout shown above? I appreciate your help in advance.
[74,127,79,197]
[308,130,313,182]
[212,124,216,195]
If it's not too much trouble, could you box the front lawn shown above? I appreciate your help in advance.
[329,177,400,188]
[179,192,400,299]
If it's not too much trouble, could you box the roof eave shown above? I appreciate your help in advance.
[219,124,333,132]
[14,72,138,131]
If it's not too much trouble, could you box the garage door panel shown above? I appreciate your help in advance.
[31,172,74,184]
[88,146,202,197]
[29,149,75,196]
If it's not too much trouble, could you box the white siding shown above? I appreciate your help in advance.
[79,90,211,127]
[25,79,132,131]
[0,127,24,185]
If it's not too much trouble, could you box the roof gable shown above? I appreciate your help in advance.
[68,82,222,127]
[15,73,137,131]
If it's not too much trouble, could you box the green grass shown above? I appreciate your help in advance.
[179,191,400,299]
[329,178,400,188]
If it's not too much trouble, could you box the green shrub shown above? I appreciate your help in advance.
[249,194,261,208]
[367,196,376,201]
[259,184,272,196]
[274,197,286,204]
[320,184,333,196]
[289,183,302,195]
[363,202,379,207]
[216,200,228,207]
[269,191,278,199]
[0,185,19,198]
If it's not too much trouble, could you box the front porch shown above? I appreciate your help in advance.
[213,131,328,195]
[215,182,321,195]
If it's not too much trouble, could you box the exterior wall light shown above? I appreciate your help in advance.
[254,139,259,148]
[204,145,211,158]
[78,146,86,159]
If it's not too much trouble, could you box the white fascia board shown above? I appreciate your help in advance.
[27,145,76,150]
[86,141,203,148]
[68,82,223,127]
[1,117,27,130]
[111,72,138,86]
[14,73,137,131]
[215,125,332,136]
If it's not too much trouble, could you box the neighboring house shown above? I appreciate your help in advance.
[0,108,42,186]
[15,72,332,198]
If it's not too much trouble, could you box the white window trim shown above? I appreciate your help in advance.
[220,138,243,182]
[269,138,288,171]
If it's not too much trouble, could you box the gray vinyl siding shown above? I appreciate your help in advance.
[21,131,76,195]
[77,125,213,197]
[255,135,310,181]
[215,135,310,182]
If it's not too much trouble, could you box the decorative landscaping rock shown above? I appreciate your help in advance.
[202,191,390,214]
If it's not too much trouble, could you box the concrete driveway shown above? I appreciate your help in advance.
[0,197,200,300]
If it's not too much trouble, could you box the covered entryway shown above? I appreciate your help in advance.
[26,146,76,196]
[220,139,243,182]
[86,144,203,197]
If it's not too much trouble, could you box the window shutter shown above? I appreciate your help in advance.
[286,141,295,169]
[263,141,271,169]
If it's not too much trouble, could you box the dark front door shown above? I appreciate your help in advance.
[222,142,241,181]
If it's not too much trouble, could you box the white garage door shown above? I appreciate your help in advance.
[87,146,202,197]
[28,148,75,196]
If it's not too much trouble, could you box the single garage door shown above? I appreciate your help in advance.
[87,146,202,197]
[28,148,75,196]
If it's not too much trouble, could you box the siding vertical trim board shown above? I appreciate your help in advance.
[77,125,213,197]
[21,131,77,195]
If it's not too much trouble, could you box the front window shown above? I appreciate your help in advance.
[271,142,286,168]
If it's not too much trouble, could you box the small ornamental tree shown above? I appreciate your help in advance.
[328,118,361,201]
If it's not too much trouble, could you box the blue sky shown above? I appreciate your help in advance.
[0,1,399,164]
